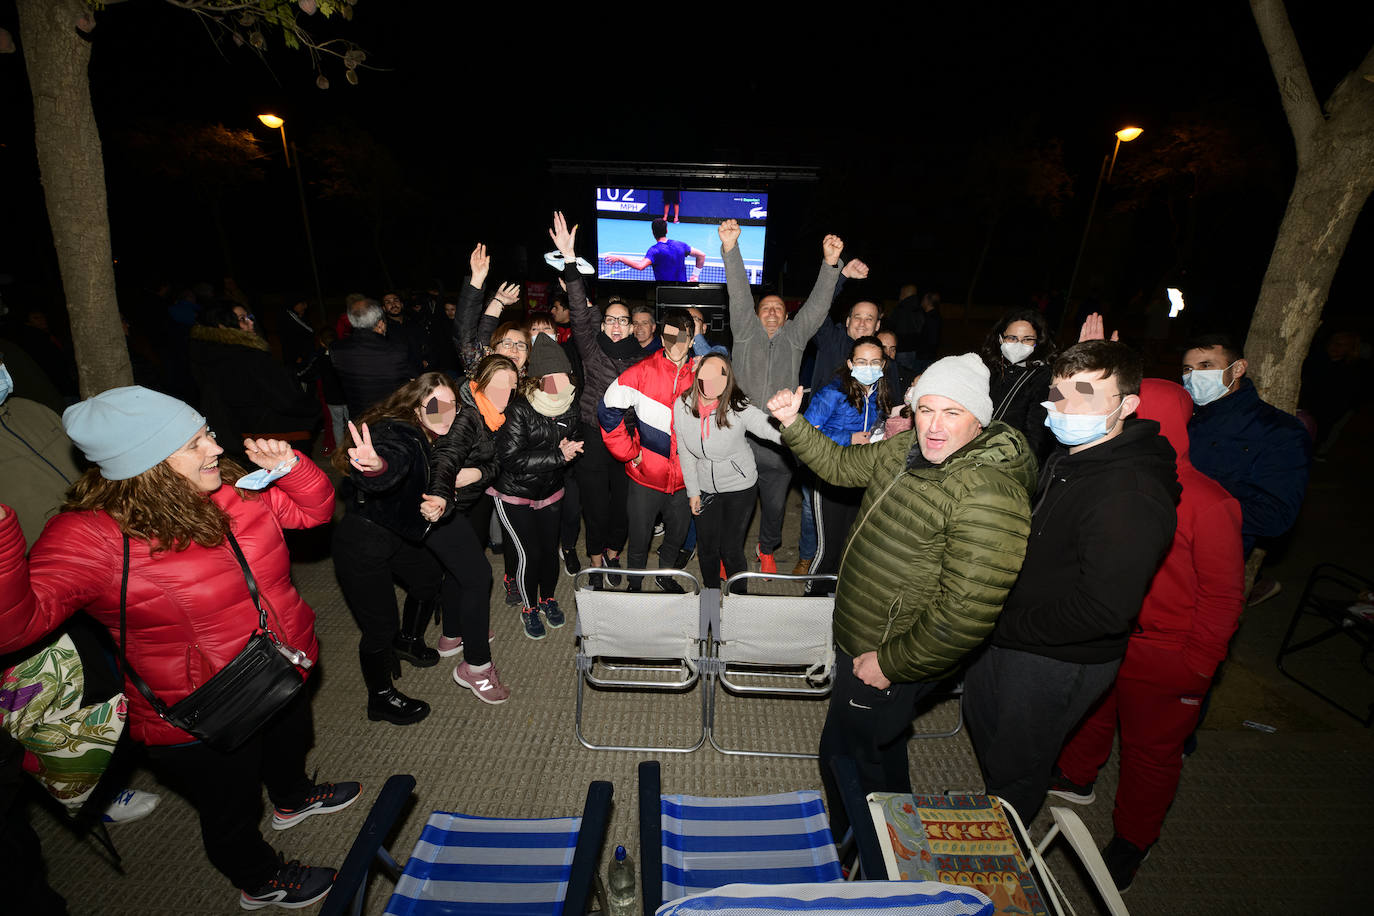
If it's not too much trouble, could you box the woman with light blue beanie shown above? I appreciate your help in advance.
[0,386,356,910]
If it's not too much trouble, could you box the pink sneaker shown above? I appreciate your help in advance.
[437,631,496,658]
[453,662,510,704]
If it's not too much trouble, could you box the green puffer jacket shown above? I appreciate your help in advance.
[782,418,1036,683]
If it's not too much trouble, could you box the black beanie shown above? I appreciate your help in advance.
[526,334,573,378]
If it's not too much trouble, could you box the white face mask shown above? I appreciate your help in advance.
[1001,341,1034,365]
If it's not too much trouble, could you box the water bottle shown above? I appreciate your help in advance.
[607,844,636,916]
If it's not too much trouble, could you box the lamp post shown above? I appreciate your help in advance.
[257,113,325,322]
[1061,126,1143,336]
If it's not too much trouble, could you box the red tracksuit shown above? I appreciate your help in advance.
[1055,379,1244,848]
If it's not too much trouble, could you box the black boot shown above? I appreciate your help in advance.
[675,548,694,570]
[394,595,440,668]
[361,649,430,725]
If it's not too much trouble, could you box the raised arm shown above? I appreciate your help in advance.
[551,213,605,364]
[455,244,489,371]
[787,235,846,341]
[720,220,759,344]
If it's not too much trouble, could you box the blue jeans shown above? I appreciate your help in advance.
[799,484,817,560]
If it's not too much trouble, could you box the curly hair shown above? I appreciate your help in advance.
[331,371,453,475]
[63,457,251,553]
[980,308,1057,378]
[834,335,893,417]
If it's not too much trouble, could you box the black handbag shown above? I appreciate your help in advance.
[116,532,308,752]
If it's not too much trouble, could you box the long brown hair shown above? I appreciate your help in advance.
[63,457,250,553]
[836,336,893,416]
[681,354,750,429]
[332,371,453,475]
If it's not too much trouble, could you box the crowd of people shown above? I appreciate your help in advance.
[0,209,1329,910]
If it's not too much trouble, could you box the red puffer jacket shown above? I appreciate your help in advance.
[0,453,334,746]
[597,349,696,494]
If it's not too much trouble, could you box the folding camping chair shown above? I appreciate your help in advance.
[831,757,1129,916]
[573,568,709,752]
[637,759,843,913]
[910,677,966,740]
[704,571,837,758]
[322,774,613,916]
[652,881,995,915]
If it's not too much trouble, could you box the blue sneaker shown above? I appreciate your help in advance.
[521,606,546,640]
[540,598,565,628]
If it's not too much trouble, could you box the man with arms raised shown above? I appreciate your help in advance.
[767,354,1035,837]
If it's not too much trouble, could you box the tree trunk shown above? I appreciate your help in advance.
[17,0,132,397]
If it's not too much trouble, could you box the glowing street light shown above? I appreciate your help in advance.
[258,113,290,167]
[1108,126,1143,180]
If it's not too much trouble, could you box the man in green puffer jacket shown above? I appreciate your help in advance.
[768,353,1036,836]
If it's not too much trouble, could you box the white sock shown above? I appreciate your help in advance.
[469,662,492,673]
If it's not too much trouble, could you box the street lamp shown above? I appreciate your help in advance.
[256,113,324,321]
[1061,126,1144,335]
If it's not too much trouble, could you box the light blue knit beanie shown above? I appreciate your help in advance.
[62,386,207,480]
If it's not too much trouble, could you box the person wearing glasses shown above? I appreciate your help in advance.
[802,336,895,594]
[979,309,1059,467]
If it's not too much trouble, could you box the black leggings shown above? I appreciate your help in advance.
[493,499,561,607]
[332,513,442,654]
[425,510,493,667]
[468,495,516,580]
[694,486,756,588]
[574,433,628,558]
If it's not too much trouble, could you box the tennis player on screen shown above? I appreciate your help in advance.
[603,218,706,282]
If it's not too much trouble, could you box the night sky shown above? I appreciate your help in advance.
[1,0,1370,347]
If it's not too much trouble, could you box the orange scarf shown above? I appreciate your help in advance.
[471,382,506,431]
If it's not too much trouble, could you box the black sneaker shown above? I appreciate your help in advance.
[1101,835,1151,892]
[604,555,622,588]
[586,571,604,590]
[561,546,579,576]
[521,606,546,640]
[540,597,566,628]
[502,574,522,606]
[271,781,362,830]
[656,575,685,594]
[1047,767,1096,805]
[240,855,335,910]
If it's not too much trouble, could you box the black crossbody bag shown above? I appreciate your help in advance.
[116,532,308,752]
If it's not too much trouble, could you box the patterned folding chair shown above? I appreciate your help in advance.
[638,760,843,913]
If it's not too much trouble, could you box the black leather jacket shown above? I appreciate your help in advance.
[492,395,580,501]
[342,420,455,541]
[433,379,500,513]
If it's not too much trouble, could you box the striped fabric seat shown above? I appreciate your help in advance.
[659,791,843,901]
[385,811,583,916]
[654,880,994,916]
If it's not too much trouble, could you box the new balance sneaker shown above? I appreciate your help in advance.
[1047,767,1096,805]
[1101,835,1152,892]
[757,547,777,576]
[502,574,521,606]
[239,854,335,910]
[521,606,546,640]
[103,788,160,824]
[561,546,579,576]
[453,662,511,704]
[271,781,362,831]
[604,555,623,588]
[436,631,495,657]
[540,597,565,628]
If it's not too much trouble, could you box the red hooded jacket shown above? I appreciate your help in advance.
[1134,379,1245,679]
[0,454,334,746]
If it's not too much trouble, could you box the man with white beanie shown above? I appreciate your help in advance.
[768,352,1036,838]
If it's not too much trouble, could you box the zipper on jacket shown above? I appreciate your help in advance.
[837,470,904,574]
[880,593,901,643]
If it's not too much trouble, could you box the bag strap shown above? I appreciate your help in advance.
[992,366,1037,423]
[225,531,268,632]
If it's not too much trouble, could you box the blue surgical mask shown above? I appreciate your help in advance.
[1043,402,1124,446]
[235,457,297,490]
[850,365,883,387]
[1182,362,1237,407]
[0,365,11,404]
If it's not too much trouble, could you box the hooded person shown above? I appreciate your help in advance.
[765,352,1037,837]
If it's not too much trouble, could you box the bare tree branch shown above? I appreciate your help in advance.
[1249,0,1325,166]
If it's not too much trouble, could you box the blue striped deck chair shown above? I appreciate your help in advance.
[638,761,842,912]
[652,881,993,916]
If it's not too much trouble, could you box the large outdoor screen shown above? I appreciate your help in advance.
[594,187,767,285]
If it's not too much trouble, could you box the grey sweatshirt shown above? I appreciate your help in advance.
[724,245,841,408]
[673,399,782,497]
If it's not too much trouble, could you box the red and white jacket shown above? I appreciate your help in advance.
[598,350,696,494]
[0,453,334,746]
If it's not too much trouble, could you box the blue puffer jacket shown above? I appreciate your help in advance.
[804,378,883,446]
[1187,378,1311,553]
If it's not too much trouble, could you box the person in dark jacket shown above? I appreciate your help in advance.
[279,299,317,373]
[382,291,429,370]
[330,298,417,417]
[1051,379,1244,892]
[425,355,518,705]
[1182,333,1311,556]
[492,336,583,639]
[453,243,524,375]
[979,308,1058,468]
[965,340,1180,824]
[331,372,465,725]
[188,303,320,463]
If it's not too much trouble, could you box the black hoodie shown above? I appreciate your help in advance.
[991,417,1181,663]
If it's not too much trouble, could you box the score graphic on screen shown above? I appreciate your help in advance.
[594,188,767,285]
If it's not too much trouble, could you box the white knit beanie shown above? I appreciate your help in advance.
[907,353,993,426]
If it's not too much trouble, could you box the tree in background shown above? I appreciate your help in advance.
[1245,0,1374,413]
[3,0,363,396]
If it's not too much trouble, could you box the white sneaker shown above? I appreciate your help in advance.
[103,788,160,824]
